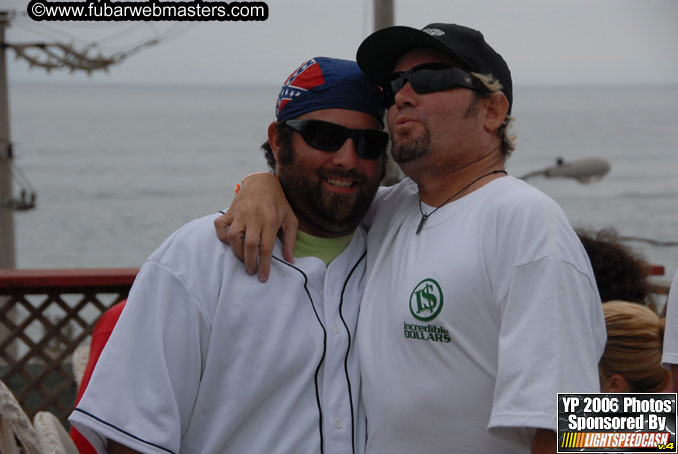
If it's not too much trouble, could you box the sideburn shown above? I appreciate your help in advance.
[462,93,482,119]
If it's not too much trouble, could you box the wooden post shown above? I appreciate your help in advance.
[371,1,404,185]
[373,0,394,32]
[0,10,15,270]
[0,11,16,365]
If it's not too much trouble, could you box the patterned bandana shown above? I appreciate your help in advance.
[276,57,385,125]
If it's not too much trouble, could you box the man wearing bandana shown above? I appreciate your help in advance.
[70,57,388,454]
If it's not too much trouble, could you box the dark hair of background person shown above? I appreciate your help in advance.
[577,228,650,304]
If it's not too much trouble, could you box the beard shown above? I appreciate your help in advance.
[276,144,380,235]
[390,128,432,164]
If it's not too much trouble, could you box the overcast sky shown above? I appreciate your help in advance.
[4,0,678,86]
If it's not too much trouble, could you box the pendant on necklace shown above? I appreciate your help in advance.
[416,214,429,234]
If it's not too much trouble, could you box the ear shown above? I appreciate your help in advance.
[601,374,631,393]
[268,122,281,162]
[483,92,509,133]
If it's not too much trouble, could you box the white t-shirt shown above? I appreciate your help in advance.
[662,269,678,368]
[358,176,606,454]
[70,214,368,454]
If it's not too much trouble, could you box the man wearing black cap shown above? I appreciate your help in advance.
[216,24,606,453]
[353,24,605,453]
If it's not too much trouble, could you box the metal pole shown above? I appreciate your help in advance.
[0,11,15,270]
[373,0,394,32]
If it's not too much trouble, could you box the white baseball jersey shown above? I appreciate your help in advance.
[662,269,678,368]
[358,176,606,454]
[70,214,367,454]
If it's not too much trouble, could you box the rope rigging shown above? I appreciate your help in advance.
[1,10,194,211]
[6,10,193,74]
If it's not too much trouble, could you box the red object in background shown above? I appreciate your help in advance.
[70,300,127,454]
[648,264,665,276]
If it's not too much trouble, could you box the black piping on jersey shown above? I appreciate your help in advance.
[338,250,366,454]
[273,252,365,454]
[273,255,326,454]
[71,408,175,454]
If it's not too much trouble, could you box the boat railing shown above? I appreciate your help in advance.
[0,268,137,425]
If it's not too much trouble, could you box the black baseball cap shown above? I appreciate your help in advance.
[356,23,513,113]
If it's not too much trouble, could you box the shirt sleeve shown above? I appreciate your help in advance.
[482,188,606,439]
[69,261,211,454]
[489,257,606,437]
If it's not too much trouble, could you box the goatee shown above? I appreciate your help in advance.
[391,130,432,164]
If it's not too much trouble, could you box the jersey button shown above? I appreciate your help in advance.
[334,323,342,333]
[334,419,343,429]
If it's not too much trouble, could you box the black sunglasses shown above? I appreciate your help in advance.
[381,63,486,107]
[282,119,389,160]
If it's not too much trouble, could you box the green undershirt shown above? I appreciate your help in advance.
[294,230,354,266]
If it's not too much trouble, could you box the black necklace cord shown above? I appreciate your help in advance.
[416,169,507,234]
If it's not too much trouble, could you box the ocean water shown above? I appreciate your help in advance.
[8,83,678,280]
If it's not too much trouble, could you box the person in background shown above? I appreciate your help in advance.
[216,23,606,453]
[599,300,669,393]
[662,269,678,392]
[577,228,650,304]
[69,56,388,454]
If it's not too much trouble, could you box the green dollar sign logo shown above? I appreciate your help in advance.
[415,283,437,314]
[409,278,443,322]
